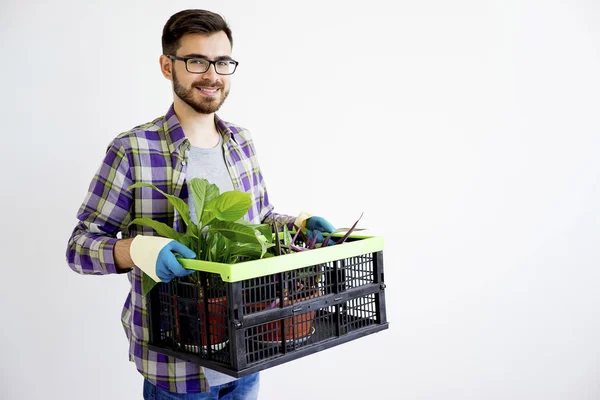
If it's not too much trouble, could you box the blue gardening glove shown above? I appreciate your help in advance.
[305,216,336,246]
[130,236,196,283]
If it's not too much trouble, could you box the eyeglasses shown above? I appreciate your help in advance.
[168,55,239,75]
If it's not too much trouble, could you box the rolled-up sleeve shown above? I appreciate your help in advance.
[66,138,133,275]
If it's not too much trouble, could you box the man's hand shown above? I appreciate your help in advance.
[129,236,196,282]
[305,216,336,246]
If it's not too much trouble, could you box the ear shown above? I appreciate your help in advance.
[159,55,173,81]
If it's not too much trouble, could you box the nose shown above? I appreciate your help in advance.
[201,62,219,81]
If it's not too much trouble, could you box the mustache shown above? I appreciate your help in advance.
[193,81,224,89]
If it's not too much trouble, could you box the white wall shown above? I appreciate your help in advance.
[2,0,599,399]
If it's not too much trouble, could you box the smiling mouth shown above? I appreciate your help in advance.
[196,87,220,95]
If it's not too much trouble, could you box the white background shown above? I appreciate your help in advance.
[1,0,599,399]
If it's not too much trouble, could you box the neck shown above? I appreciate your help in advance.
[173,97,219,148]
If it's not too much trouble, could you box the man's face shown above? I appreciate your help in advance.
[169,32,233,114]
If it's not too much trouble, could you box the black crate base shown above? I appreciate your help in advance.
[148,316,388,377]
[147,247,388,377]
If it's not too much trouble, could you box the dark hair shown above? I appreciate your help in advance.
[162,9,233,55]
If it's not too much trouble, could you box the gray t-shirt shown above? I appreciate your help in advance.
[186,134,235,224]
[185,134,238,387]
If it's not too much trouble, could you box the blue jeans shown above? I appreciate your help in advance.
[143,373,260,399]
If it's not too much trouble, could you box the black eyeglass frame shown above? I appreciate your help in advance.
[167,55,239,75]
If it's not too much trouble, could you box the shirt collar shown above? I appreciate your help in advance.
[215,114,233,143]
[163,104,187,155]
[163,104,234,154]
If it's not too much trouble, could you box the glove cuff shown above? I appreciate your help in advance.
[294,211,313,231]
[130,235,174,282]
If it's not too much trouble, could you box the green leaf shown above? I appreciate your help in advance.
[142,271,158,296]
[257,234,270,257]
[189,178,220,225]
[235,220,273,243]
[332,228,368,233]
[188,223,199,238]
[204,231,223,262]
[128,217,182,240]
[179,235,197,254]
[128,182,191,228]
[207,191,252,222]
[208,220,262,245]
[228,242,265,258]
[283,225,292,246]
[201,198,218,226]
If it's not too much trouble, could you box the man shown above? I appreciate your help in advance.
[66,9,335,399]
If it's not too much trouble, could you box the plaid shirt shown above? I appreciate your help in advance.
[66,104,295,393]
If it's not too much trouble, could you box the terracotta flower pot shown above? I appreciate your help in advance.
[248,291,320,342]
[177,296,228,349]
[197,296,228,347]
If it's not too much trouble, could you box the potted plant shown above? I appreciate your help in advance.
[245,217,364,344]
[128,178,274,294]
[127,178,364,349]
[128,178,274,350]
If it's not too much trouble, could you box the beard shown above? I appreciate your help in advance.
[172,69,229,114]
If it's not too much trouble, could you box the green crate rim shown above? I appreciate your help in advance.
[177,234,384,282]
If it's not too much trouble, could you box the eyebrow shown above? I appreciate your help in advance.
[181,53,233,61]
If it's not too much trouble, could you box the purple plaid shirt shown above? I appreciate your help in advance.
[66,104,296,393]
